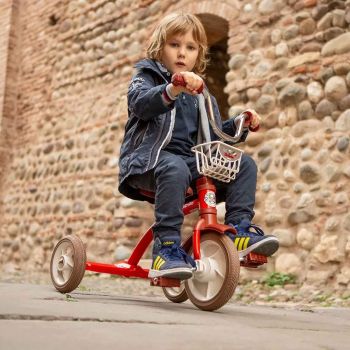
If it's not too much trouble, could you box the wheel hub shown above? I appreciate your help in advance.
[194,258,217,282]
[57,255,67,272]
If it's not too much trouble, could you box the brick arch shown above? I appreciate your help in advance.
[167,0,240,23]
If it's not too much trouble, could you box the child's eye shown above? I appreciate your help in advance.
[188,46,196,51]
[169,42,179,47]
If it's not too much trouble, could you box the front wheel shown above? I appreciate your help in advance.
[50,234,86,293]
[185,232,240,311]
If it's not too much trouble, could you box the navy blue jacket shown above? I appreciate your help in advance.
[118,59,248,201]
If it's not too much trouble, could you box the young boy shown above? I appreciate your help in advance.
[118,13,279,280]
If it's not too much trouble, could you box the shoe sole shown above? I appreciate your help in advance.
[148,267,193,280]
[238,237,279,260]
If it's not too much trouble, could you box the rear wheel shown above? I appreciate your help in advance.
[50,235,86,293]
[162,281,188,303]
[185,232,240,311]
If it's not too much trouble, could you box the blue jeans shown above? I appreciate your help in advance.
[127,150,257,244]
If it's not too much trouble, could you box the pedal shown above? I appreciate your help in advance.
[240,252,267,268]
[150,277,181,287]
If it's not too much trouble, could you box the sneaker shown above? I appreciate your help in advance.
[226,219,279,259]
[149,240,196,280]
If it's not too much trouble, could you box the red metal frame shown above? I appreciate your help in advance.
[85,176,266,280]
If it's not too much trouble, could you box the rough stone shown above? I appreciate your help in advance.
[332,9,346,27]
[333,62,350,75]
[296,228,314,250]
[228,55,246,70]
[288,52,320,68]
[271,29,282,44]
[300,148,313,160]
[288,210,316,225]
[321,32,350,56]
[335,109,350,131]
[299,163,321,183]
[307,81,324,103]
[343,214,350,232]
[125,217,143,227]
[324,27,345,42]
[297,192,314,208]
[325,164,342,182]
[258,0,284,14]
[325,76,348,102]
[255,95,275,114]
[337,136,350,151]
[253,60,272,78]
[315,99,337,118]
[317,12,333,30]
[317,67,334,84]
[298,100,314,119]
[247,88,261,101]
[259,157,272,173]
[283,25,299,40]
[300,42,322,53]
[114,244,132,260]
[272,57,289,71]
[299,18,316,35]
[291,119,322,137]
[272,229,295,247]
[278,83,306,106]
[246,132,265,147]
[339,95,350,111]
[275,253,303,275]
[312,4,329,20]
[325,217,340,232]
[275,42,289,57]
[313,234,345,263]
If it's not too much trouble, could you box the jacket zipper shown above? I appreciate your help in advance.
[151,107,176,169]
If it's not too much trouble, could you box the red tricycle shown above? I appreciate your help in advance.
[50,77,268,311]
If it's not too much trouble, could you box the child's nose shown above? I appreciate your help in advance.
[178,46,186,57]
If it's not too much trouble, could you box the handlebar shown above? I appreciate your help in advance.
[171,73,252,144]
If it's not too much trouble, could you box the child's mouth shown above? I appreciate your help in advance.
[175,62,186,67]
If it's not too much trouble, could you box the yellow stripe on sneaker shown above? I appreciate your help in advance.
[243,237,250,250]
[156,258,164,270]
[153,256,160,269]
[238,237,245,251]
[234,237,240,248]
[158,260,165,269]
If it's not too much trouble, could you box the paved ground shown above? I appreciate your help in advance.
[0,278,349,350]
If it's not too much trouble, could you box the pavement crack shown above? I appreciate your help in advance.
[0,314,190,325]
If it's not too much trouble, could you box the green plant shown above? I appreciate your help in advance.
[65,294,77,302]
[263,272,296,287]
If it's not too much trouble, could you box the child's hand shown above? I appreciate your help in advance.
[169,72,204,96]
[244,109,261,131]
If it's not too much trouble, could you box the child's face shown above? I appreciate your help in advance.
[161,30,199,74]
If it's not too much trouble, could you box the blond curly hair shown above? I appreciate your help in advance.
[146,13,208,75]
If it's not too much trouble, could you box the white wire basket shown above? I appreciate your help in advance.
[192,141,243,183]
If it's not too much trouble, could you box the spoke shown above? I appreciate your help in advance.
[192,279,208,299]
[209,248,224,262]
[66,256,74,268]
[62,267,71,282]
[202,243,219,259]
[207,277,221,299]
[65,246,73,257]
[208,258,225,278]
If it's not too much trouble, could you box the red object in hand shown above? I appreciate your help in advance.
[243,110,260,132]
[171,73,204,94]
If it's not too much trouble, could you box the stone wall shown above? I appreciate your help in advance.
[0,0,350,290]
